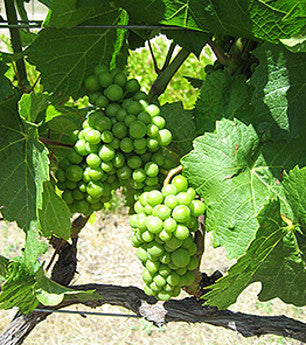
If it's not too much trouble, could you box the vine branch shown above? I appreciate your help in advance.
[208,40,228,65]
[4,0,28,87]
[1,284,305,345]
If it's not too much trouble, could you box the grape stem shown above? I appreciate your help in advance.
[163,165,183,186]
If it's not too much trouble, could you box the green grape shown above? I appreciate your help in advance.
[112,152,125,168]
[86,153,101,168]
[62,190,74,204]
[122,98,132,109]
[153,274,166,287]
[137,247,149,261]
[142,230,155,242]
[109,137,120,150]
[146,260,160,274]
[82,167,91,183]
[104,84,123,101]
[172,205,190,223]
[161,184,177,197]
[101,130,113,143]
[146,190,163,206]
[171,248,190,268]
[146,124,159,137]
[129,121,146,139]
[150,281,161,293]
[90,114,112,132]
[129,214,139,228]
[86,180,104,198]
[153,205,171,220]
[166,271,180,286]
[159,252,171,264]
[88,167,104,181]
[145,216,163,233]
[133,91,147,101]
[182,270,195,286]
[98,144,115,161]
[126,79,140,93]
[66,165,83,182]
[113,72,127,87]
[98,71,112,88]
[176,192,192,206]
[172,175,188,192]
[164,195,179,209]
[145,104,160,117]
[157,129,172,146]
[55,169,66,182]
[88,91,102,105]
[173,225,189,240]
[144,162,159,177]
[116,108,127,121]
[187,242,197,256]
[101,161,113,172]
[75,139,89,156]
[152,116,165,129]
[151,151,165,166]
[57,182,66,190]
[105,103,120,117]
[127,101,143,115]
[75,200,90,214]
[144,285,155,296]
[137,111,151,124]
[116,165,132,180]
[96,95,109,108]
[94,64,108,75]
[142,269,153,283]
[159,264,171,277]
[163,218,177,232]
[112,122,127,139]
[189,199,205,217]
[181,236,194,249]
[85,75,99,92]
[59,158,71,170]
[187,256,198,270]
[145,176,159,187]
[86,194,99,204]
[67,150,83,165]
[165,236,182,250]
[133,138,147,150]
[127,156,142,169]
[124,115,136,127]
[146,138,159,150]
[90,201,104,211]
[72,189,84,201]
[186,187,196,199]
[159,229,172,242]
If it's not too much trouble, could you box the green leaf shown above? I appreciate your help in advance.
[161,102,197,156]
[183,76,204,89]
[0,98,49,231]
[35,266,100,306]
[23,222,47,270]
[283,166,306,228]
[38,181,71,240]
[250,43,306,139]
[18,93,49,125]
[0,261,39,313]
[0,255,9,278]
[203,198,306,309]
[194,70,254,133]
[26,24,119,102]
[280,27,306,53]
[182,119,292,259]
[0,61,12,101]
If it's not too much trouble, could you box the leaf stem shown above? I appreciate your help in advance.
[4,0,28,87]
[39,137,74,148]
[147,35,161,74]
[161,40,176,71]
[208,40,228,65]
[149,48,190,101]
[163,165,182,186]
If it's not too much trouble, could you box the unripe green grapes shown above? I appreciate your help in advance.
[130,174,205,301]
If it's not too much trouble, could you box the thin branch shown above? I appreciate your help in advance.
[161,41,176,71]
[39,137,74,148]
[147,36,161,74]
[3,0,28,86]
[163,165,182,186]
[149,48,190,101]
[208,40,228,65]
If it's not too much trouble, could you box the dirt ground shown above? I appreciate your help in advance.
[0,208,305,345]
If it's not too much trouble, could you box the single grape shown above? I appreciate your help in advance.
[55,169,66,182]
[85,75,99,92]
[153,274,166,287]
[127,156,142,169]
[152,116,165,129]
[137,247,149,261]
[153,205,171,220]
[145,104,160,117]
[172,175,188,192]
[171,248,190,268]
[62,190,74,204]
[75,200,90,214]
[112,152,125,168]
[189,199,205,217]
[116,165,132,180]
[173,225,190,240]
[146,260,160,274]
[104,84,123,101]
[112,122,127,139]
[146,190,163,206]
[146,124,159,137]
[142,269,153,283]
[157,129,172,146]
[129,121,146,139]
[116,108,127,121]
[176,192,192,206]
[145,216,163,233]
[187,256,198,270]
[172,205,191,223]
[163,218,177,232]
[127,101,142,115]
[105,103,120,117]
[126,79,140,93]
[146,138,159,150]
[120,137,133,153]
[137,111,151,124]
[66,165,83,182]
[101,130,113,143]
[86,180,104,198]
[74,139,89,156]
[67,150,83,165]
[144,162,159,177]
[113,72,127,87]
[101,161,113,172]
[124,115,136,127]
[86,153,101,168]
[88,92,102,105]
[98,71,112,88]
[98,144,115,161]
[88,167,104,181]
[159,229,172,242]
[133,138,147,150]
[96,95,109,108]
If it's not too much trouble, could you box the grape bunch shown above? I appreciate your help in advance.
[129,174,205,301]
[54,65,174,214]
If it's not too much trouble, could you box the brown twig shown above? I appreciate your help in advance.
[39,137,73,148]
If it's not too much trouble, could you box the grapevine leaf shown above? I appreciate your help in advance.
[250,43,306,139]
[23,222,47,269]
[38,181,71,240]
[161,102,196,156]
[182,119,291,259]
[0,255,9,278]
[184,76,204,89]
[0,61,12,101]
[18,93,49,125]
[194,70,254,133]
[26,21,119,102]
[35,266,100,306]
[0,261,39,313]
[0,98,49,231]
[48,0,118,28]
[204,198,306,309]
[118,0,305,43]
[283,166,306,228]
[163,30,211,57]
[280,27,306,53]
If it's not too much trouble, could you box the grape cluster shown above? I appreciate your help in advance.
[129,175,205,301]
[55,65,174,214]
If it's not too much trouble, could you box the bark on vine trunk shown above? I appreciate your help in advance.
[1,284,305,345]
